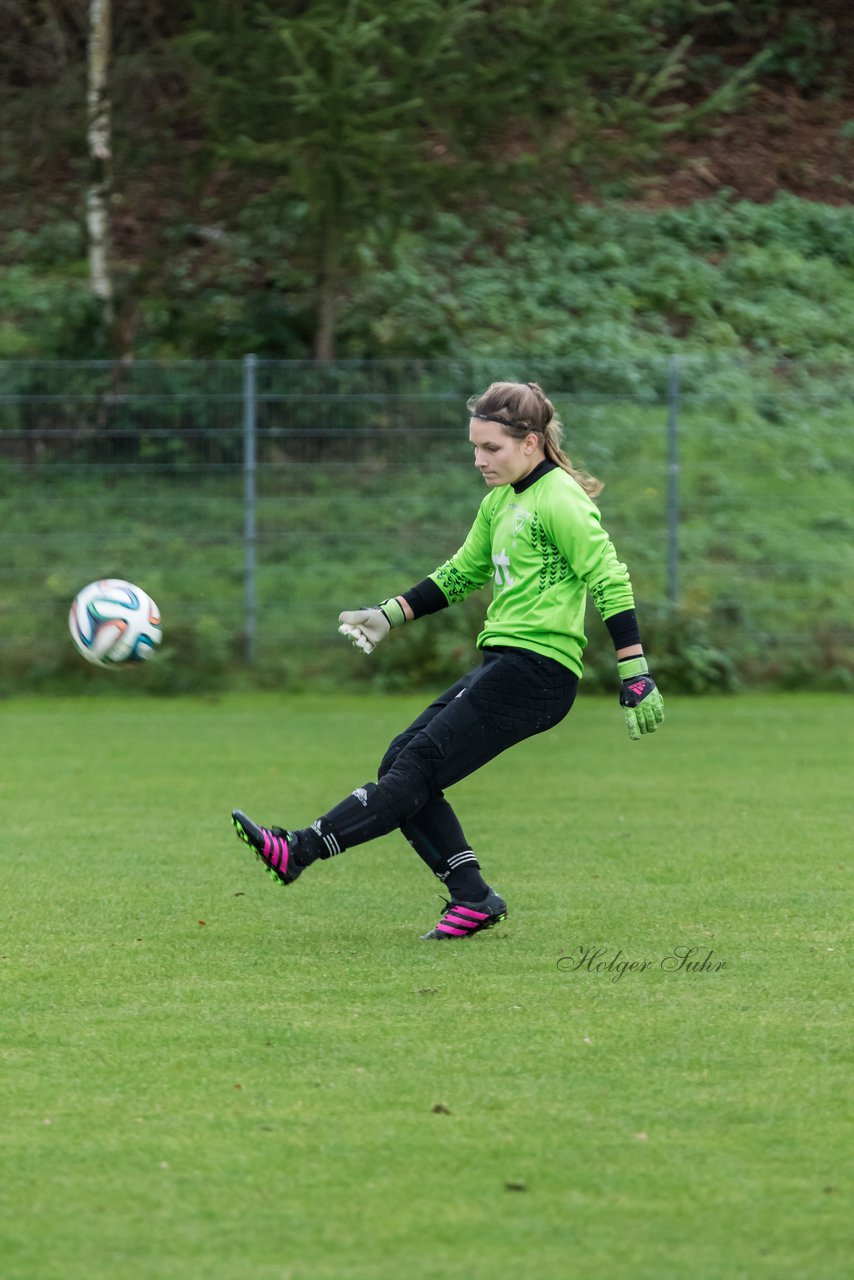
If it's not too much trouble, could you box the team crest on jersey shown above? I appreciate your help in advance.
[508,502,532,536]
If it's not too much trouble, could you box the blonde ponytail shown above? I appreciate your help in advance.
[542,418,603,498]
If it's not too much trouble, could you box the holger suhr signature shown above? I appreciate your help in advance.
[558,945,727,983]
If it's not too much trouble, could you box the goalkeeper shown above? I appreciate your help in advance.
[232,380,664,939]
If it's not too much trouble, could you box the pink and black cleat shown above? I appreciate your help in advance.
[231,810,304,887]
[420,888,508,940]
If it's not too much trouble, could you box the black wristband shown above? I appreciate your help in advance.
[605,608,641,651]
[402,578,449,619]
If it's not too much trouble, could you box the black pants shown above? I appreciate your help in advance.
[320,647,578,879]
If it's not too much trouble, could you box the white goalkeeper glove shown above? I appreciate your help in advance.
[338,597,406,655]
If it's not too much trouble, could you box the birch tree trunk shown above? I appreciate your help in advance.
[86,0,113,323]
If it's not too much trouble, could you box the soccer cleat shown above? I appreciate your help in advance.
[420,888,508,940]
[231,810,304,887]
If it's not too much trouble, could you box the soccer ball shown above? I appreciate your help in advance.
[69,579,162,667]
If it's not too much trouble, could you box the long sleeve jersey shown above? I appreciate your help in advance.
[428,462,635,677]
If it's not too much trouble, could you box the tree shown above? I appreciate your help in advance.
[183,0,479,359]
[87,0,114,325]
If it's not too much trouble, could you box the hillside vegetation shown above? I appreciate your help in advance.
[1,1,852,362]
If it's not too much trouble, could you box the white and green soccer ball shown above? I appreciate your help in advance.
[69,578,162,667]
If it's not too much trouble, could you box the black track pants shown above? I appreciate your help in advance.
[318,647,578,876]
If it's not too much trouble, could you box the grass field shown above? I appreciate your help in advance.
[2,691,851,1279]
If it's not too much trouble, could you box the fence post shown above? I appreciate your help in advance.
[666,355,680,610]
[242,353,258,666]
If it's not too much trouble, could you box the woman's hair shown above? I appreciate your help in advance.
[466,381,603,498]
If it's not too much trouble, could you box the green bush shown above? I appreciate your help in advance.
[3,195,854,365]
[343,195,854,365]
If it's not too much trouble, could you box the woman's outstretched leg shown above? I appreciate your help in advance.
[232,649,576,935]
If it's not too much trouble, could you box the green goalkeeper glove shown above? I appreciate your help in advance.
[618,656,664,741]
[338,597,406,655]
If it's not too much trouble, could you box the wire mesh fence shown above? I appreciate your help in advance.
[0,357,851,691]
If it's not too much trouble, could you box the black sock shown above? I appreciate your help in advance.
[444,858,489,902]
[288,822,334,868]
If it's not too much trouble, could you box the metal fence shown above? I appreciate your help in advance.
[0,356,852,689]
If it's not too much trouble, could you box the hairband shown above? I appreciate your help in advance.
[471,412,541,432]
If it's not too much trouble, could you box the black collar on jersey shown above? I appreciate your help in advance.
[512,458,556,494]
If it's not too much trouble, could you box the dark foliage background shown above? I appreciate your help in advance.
[1,1,852,361]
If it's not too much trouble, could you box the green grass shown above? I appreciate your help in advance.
[1,691,851,1279]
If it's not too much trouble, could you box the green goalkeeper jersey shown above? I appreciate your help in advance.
[429,462,634,677]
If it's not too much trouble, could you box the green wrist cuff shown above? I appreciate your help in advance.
[379,597,406,628]
[618,655,649,679]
